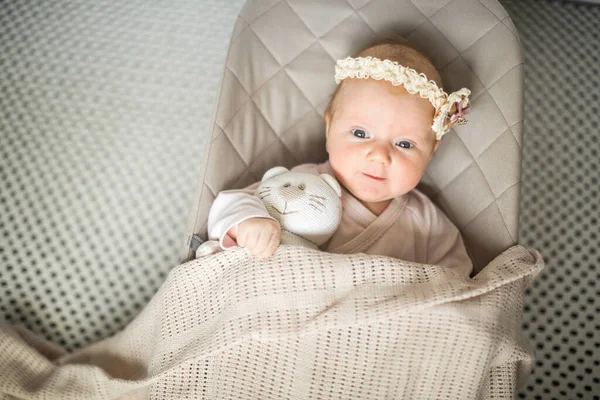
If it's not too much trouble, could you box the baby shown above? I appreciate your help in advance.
[207,37,473,277]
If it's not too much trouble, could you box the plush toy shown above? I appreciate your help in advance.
[256,166,342,250]
[196,167,342,258]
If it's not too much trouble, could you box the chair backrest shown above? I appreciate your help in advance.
[182,0,525,273]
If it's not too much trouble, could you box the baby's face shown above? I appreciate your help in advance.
[325,78,440,213]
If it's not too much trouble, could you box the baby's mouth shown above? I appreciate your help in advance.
[363,173,386,181]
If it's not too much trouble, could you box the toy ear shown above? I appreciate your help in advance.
[319,174,342,197]
[262,166,289,182]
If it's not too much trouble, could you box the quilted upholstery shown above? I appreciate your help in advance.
[181,0,524,273]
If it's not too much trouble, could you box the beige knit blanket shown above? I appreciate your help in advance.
[0,245,543,400]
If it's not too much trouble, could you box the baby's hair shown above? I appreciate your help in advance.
[325,36,442,120]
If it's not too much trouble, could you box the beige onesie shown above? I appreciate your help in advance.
[208,161,473,278]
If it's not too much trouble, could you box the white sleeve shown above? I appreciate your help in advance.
[207,190,277,249]
[424,202,473,278]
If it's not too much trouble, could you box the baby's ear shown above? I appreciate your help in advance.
[319,174,342,197]
[262,166,289,182]
[324,109,333,140]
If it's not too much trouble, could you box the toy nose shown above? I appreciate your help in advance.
[279,183,304,201]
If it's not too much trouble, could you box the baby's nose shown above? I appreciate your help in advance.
[367,144,392,165]
[278,183,305,201]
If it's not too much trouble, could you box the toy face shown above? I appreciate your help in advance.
[256,173,341,245]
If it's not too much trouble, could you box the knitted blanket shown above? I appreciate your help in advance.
[0,245,543,400]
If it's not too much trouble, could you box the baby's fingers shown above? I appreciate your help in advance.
[239,231,259,253]
[252,231,272,256]
[236,229,248,248]
[258,231,280,259]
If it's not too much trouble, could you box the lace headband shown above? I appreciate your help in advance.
[334,56,471,140]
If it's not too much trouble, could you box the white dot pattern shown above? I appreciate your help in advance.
[0,0,242,351]
[500,0,600,398]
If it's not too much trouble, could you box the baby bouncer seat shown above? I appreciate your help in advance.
[182,0,526,274]
[0,0,542,399]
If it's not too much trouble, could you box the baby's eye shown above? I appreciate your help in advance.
[396,141,413,149]
[351,129,368,139]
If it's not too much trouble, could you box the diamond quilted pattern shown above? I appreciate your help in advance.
[425,130,474,190]
[476,129,521,197]
[204,132,248,195]
[431,0,499,52]
[437,162,496,229]
[357,0,426,36]
[319,13,377,61]
[510,120,523,147]
[501,16,520,40]
[438,55,486,98]
[280,109,328,165]
[287,0,354,38]
[230,17,249,41]
[183,0,525,274]
[239,0,281,24]
[461,21,522,87]
[455,91,508,158]
[494,182,519,242]
[410,0,452,18]
[251,1,316,66]
[478,0,509,19]
[417,171,440,199]
[248,139,299,180]
[212,123,223,141]
[315,99,330,116]
[407,20,459,69]
[284,42,337,107]
[226,29,280,93]
[488,64,524,127]
[252,69,314,134]
[462,201,515,267]
[232,170,257,190]
[215,68,249,129]
[346,0,369,9]
[223,100,278,165]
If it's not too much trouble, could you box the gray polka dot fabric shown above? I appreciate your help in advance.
[0,0,244,350]
[500,0,600,398]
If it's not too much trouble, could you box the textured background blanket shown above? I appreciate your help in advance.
[0,245,543,399]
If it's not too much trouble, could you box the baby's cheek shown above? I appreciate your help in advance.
[330,141,353,160]
[342,142,362,157]
[329,149,348,171]
[395,157,425,186]
[328,144,355,178]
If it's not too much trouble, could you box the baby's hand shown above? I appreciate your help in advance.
[228,218,281,258]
